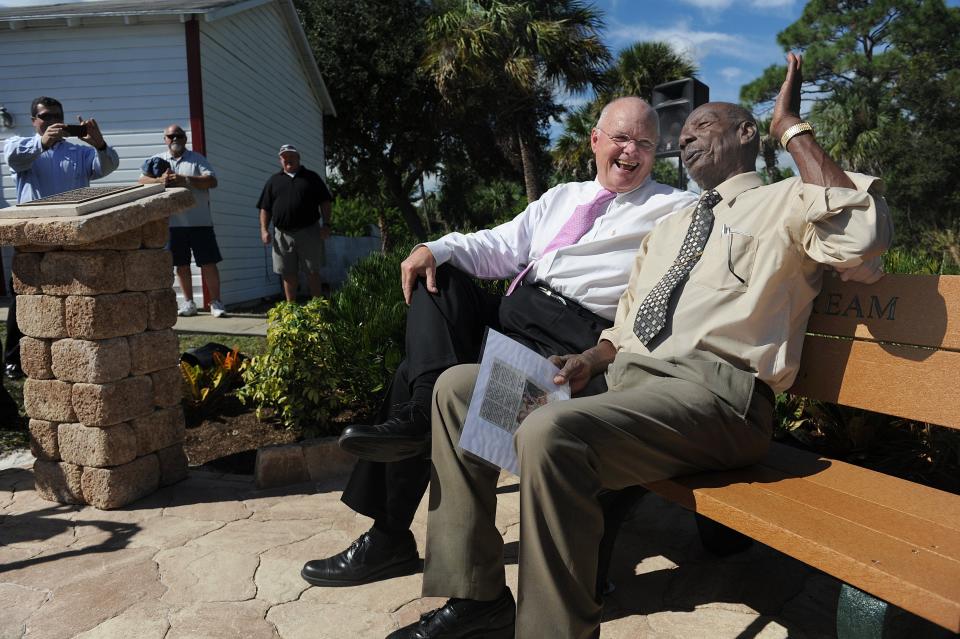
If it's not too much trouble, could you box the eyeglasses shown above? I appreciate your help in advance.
[33,112,64,123]
[165,133,186,141]
[595,127,655,152]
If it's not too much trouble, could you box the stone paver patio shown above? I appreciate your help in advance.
[0,462,840,638]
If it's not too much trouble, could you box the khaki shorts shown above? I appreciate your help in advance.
[272,223,326,275]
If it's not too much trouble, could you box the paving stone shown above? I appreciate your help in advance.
[150,365,183,408]
[65,292,148,340]
[11,251,42,294]
[255,443,309,489]
[123,249,173,291]
[40,250,124,295]
[58,422,137,468]
[267,598,396,639]
[65,225,143,251]
[167,601,277,639]
[0,582,48,637]
[32,459,84,504]
[156,546,259,604]
[644,607,788,639]
[80,453,160,509]
[141,218,169,248]
[72,375,153,427]
[17,294,66,339]
[28,418,60,461]
[189,517,318,556]
[130,407,186,457]
[127,329,179,375]
[51,336,131,383]
[157,444,189,486]
[146,288,178,330]
[20,336,53,379]
[73,600,172,639]
[23,378,75,422]
[19,549,164,639]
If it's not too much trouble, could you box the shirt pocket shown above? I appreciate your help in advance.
[60,147,83,180]
[690,224,758,293]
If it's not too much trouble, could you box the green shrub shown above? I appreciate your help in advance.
[238,247,408,435]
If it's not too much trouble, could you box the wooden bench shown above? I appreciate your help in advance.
[643,273,960,637]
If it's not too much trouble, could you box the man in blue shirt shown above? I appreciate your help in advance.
[2,96,119,379]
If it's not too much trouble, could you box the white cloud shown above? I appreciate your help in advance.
[607,19,771,65]
[749,0,795,8]
[720,67,743,82]
[676,0,735,9]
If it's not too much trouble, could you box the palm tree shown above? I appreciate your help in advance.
[552,41,696,182]
[423,0,610,202]
[552,102,601,182]
[602,41,697,102]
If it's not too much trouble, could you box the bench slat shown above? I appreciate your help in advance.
[763,444,960,531]
[788,335,960,429]
[807,274,960,350]
[646,474,960,632]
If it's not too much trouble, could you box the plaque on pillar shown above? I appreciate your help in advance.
[0,185,195,509]
[2,183,163,218]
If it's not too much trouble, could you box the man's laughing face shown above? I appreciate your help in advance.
[590,98,657,193]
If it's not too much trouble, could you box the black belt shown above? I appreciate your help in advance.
[754,378,775,405]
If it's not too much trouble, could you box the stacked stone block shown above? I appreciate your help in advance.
[18,219,189,509]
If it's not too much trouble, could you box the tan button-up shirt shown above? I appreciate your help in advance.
[599,171,893,392]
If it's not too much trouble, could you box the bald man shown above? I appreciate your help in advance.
[301,97,697,591]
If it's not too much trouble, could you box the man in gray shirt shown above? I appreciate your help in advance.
[139,124,225,317]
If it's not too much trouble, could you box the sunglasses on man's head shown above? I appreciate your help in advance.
[33,112,64,122]
[165,133,186,140]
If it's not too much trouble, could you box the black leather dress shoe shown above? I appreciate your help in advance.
[301,527,420,587]
[4,363,24,381]
[338,402,430,463]
[387,587,515,638]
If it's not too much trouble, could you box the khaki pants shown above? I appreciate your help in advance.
[423,353,774,639]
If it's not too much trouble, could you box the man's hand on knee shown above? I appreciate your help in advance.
[400,245,438,305]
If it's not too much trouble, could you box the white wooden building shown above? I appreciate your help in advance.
[0,0,337,306]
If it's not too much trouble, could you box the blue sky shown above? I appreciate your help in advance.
[589,0,802,107]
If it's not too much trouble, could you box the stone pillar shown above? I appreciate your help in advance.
[0,187,194,509]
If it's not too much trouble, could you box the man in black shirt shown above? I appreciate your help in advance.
[257,144,334,301]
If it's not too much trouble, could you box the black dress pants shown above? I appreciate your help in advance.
[340,265,611,531]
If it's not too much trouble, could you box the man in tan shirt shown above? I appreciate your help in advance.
[387,54,892,639]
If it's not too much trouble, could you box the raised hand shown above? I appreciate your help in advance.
[770,52,804,142]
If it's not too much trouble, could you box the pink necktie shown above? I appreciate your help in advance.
[506,188,617,295]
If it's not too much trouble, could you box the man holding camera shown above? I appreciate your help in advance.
[2,96,119,385]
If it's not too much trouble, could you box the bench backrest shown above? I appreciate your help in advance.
[788,273,960,430]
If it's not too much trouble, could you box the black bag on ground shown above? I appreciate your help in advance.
[180,342,236,369]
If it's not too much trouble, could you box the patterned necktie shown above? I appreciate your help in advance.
[632,189,722,345]
[506,188,617,295]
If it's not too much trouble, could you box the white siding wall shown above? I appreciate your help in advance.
[0,21,192,293]
[199,2,327,304]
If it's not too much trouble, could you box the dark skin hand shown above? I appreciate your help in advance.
[771,52,854,189]
[549,340,617,395]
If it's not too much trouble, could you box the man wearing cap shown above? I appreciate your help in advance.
[139,124,225,318]
[257,144,333,301]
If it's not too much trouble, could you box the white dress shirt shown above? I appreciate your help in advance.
[423,178,697,320]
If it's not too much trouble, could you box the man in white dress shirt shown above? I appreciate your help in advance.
[300,97,697,589]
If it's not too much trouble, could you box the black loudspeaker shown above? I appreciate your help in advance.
[652,78,709,158]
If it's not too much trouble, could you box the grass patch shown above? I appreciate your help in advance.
[177,333,267,358]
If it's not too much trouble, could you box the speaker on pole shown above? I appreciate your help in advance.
[652,78,709,158]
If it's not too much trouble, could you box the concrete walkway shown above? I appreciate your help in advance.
[0,302,268,337]
[0,458,841,639]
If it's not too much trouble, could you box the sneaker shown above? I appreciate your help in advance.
[178,300,198,317]
[209,300,228,318]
